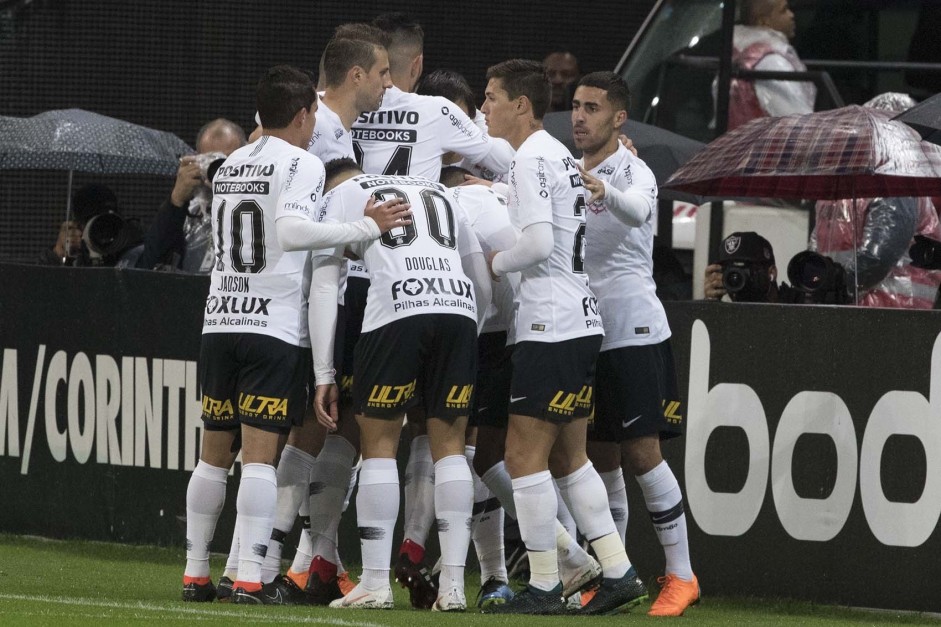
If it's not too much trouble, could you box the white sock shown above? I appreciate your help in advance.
[557,461,629,579]
[308,436,356,568]
[512,470,559,592]
[261,445,316,583]
[600,468,628,543]
[236,463,278,585]
[554,480,578,539]
[403,435,435,549]
[481,461,517,519]
[356,458,399,591]
[223,519,239,580]
[468,449,507,583]
[434,455,473,593]
[184,460,228,579]
[637,460,693,580]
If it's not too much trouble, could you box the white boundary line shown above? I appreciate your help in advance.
[0,593,391,627]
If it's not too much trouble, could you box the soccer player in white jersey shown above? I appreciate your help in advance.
[353,13,513,181]
[480,59,646,615]
[180,65,410,606]
[254,33,395,601]
[306,159,491,611]
[573,71,699,617]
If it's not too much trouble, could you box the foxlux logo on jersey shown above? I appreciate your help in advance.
[390,274,476,315]
[582,296,602,329]
[204,276,270,328]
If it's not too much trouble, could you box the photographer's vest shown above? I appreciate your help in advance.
[812,197,941,309]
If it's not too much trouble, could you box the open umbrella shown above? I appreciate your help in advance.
[543,111,705,202]
[0,108,193,221]
[664,105,941,201]
[892,92,941,146]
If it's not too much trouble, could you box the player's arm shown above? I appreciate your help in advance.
[490,157,554,276]
[454,207,492,329]
[437,97,514,175]
[490,222,553,276]
[309,251,343,430]
[578,164,655,228]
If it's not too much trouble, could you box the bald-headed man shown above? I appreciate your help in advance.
[138,118,246,272]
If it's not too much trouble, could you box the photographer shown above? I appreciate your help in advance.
[137,118,245,272]
[704,231,802,303]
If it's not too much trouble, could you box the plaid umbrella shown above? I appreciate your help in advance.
[893,92,941,145]
[0,108,192,175]
[664,105,941,201]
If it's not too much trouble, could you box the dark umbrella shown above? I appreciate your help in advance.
[542,111,705,202]
[665,105,941,201]
[0,108,193,222]
[892,92,941,145]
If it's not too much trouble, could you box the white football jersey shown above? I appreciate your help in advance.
[318,174,482,332]
[584,144,669,350]
[307,98,354,164]
[203,135,326,347]
[507,130,602,343]
[351,86,512,181]
[454,110,509,184]
[449,184,518,334]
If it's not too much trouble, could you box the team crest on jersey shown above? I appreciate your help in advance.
[588,199,606,214]
[334,128,344,140]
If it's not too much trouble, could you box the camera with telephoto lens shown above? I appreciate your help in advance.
[194,151,227,183]
[82,211,143,265]
[721,260,772,301]
[909,235,941,270]
[787,251,850,304]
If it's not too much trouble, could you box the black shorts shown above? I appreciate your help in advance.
[509,335,602,424]
[337,276,369,401]
[588,339,684,442]
[199,332,311,433]
[353,313,477,421]
[470,331,513,429]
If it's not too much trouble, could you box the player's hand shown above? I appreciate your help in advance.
[486,250,501,281]
[170,156,203,207]
[617,134,638,156]
[314,383,339,431]
[365,195,412,234]
[577,165,606,203]
[460,174,493,187]
[704,263,727,300]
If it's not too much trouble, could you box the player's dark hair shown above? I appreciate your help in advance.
[372,12,423,76]
[257,65,317,129]
[417,69,476,117]
[576,71,632,111]
[486,59,551,120]
[324,158,363,189]
[439,165,475,188]
[332,22,390,47]
[322,38,382,88]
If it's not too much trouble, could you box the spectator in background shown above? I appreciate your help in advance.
[137,118,245,272]
[543,51,580,113]
[724,0,815,130]
[809,93,941,309]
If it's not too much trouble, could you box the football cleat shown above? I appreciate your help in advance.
[286,568,309,591]
[328,583,395,609]
[483,582,567,615]
[182,576,216,603]
[394,549,437,609]
[477,577,515,608]
[337,571,356,596]
[577,567,648,615]
[432,585,467,612]
[215,576,234,603]
[561,555,602,599]
[232,576,308,606]
[647,573,700,617]
[306,557,343,606]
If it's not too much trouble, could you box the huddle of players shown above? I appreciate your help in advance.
[181,12,699,617]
